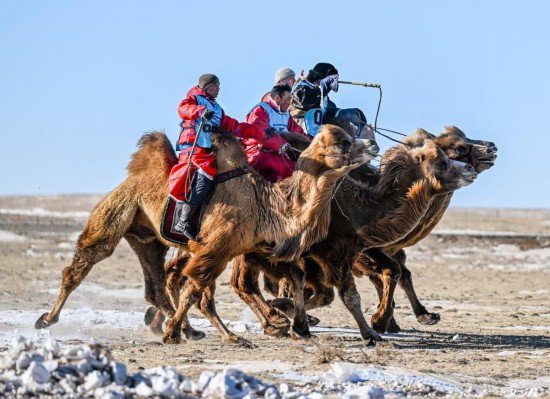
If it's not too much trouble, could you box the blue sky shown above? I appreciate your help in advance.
[1,1,548,208]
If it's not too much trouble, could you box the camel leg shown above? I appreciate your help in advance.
[164,250,242,345]
[395,250,440,326]
[198,284,252,346]
[230,255,290,337]
[145,253,206,340]
[361,248,401,333]
[36,190,138,329]
[336,270,382,344]
[124,233,175,320]
[367,275,400,333]
[284,262,310,339]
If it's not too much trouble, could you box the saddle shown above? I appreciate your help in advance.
[160,167,248,245]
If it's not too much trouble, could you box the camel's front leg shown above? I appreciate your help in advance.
[337,271,382,344]
[283,262,310,339]
[163,279,201,344]
[198,284,252,346]
[358,248,401,333]
[145,254,205,340]
[230,255,290,337]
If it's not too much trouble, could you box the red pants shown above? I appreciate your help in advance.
[169,147,216,201]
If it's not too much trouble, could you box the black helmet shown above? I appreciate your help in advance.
[307,63,338,82]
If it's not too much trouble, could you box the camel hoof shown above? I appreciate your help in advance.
[35,313,56,329]
[372,317,390,334]
[290,325,311,340]
[417,313,440,325]
[269,298,295,313]
[307,314,320,327]
[162,333,183,345]
[144,306,158,326]
[185,328,206,341]
[264,325,289,337]
[386,318,402,334]
[149,321,164,336]
[223,335,254,348]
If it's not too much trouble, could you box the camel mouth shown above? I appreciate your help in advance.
[477,157,496,166]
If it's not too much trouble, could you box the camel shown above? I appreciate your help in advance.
[35,125,379,345]
[261,126,497,333]
[228,135,478,341]
[353,126,498,332]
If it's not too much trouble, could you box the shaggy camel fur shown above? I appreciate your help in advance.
[36,125,378,345]
[353,126,497,332]
[262,126,497,333]
[230,137,478,341]
[162,126,378,344]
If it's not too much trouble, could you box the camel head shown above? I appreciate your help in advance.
[408,139,478,193]
[436,126,498,174]
[210,129,251,174]
[298,124,380,177]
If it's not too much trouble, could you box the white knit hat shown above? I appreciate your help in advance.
[274,67,295,83]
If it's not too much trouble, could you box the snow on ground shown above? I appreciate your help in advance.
[1,308,549,398]
[0,230,27,242]
[0,208,89,219]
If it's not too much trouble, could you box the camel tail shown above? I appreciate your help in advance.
[127,131,177,179]
[78,181,139,249]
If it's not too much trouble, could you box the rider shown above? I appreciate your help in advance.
[170,73,266,240]
[290,62,373,139]
[261,67,297,102]
[244,84,310,182]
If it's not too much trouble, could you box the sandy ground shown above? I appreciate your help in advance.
[1,195,549,397]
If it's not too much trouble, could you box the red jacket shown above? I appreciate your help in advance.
[244,98,307,152]
[177,86,265,148]
[242,99,311,183]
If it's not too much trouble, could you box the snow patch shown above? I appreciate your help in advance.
[0,230,27,242]
[0,208,89,219]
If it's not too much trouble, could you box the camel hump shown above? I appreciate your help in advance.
[127,131,178,177]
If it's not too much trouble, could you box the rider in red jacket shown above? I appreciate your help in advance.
[169,74,265,240]
[244,84,310,182]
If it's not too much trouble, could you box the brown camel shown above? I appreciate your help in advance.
[35,125,379,345]
[262,126,497,333]
[229,136,478,341]
[354,126,498,332]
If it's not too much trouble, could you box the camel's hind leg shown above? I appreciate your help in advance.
[124,231,175,321]
[230,255,290,337]
[145,254,206,340]
[394,250,440,326]
[36,187,138,329]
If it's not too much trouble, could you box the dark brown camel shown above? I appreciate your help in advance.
[229,137,478,341]
[35,125,379,345]
[262,126,497,333]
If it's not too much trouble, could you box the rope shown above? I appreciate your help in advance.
[332,176,351,220]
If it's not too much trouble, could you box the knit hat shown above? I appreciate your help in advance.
[198,73,220,90]
[274,67,295,83]
[307,63,338,82]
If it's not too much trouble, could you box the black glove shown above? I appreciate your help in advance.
[265,127,277,138]
[202,109,215,121]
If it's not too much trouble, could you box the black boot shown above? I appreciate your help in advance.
[173,203,199,240]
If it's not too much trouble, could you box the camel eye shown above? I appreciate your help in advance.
[457,145,468,154]
[340,140,351,152]
[437,160,448,171]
